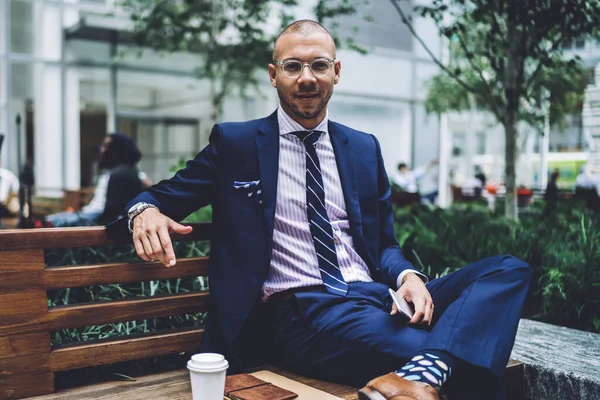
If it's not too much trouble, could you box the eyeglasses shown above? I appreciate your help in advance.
[272,58,336,78]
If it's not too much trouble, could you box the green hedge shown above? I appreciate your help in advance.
[395,201,600,333]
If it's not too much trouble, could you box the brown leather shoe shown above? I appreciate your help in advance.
[358,372,440,400]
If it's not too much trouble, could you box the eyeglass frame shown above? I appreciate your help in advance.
[271,58,337,78]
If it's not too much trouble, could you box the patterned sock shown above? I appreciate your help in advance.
[395,350,454,391]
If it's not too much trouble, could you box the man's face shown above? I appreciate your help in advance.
[268,32,341,129]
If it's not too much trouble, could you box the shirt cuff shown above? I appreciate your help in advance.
[396,270,429,289]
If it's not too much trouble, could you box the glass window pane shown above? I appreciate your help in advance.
[11,0,61,60]
[136,122,168,183]
[476,132,486,155]
[452,132,465,156]
[334,0,413,52]
[167,125,196,154]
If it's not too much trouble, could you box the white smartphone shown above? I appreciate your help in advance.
[388,288,415,319]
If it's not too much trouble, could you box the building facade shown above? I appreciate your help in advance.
[0,0,443,198]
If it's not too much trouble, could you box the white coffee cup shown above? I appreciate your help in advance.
[187,353,229,400]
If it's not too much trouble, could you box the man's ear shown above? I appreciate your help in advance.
[268,64,277,88]
[333,60,341,85]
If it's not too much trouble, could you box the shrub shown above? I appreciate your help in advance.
[395,201,600,333]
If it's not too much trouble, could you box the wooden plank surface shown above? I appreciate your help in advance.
[0,292,209,336]
[0,223,211,251]
[43,257,209,290]
[0,371,54,399]
[22,360,525,400]
[25,369,196,400]
[0,333,51,360]
[46,292,210,331]
[0,250,45,292]
[0,291,47,317]
[49,329,204,371]
[24,366,360,400]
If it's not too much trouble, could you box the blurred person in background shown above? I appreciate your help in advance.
[474,165,486,193]
[0,166,20,218]
[575,165,596,192]
[543,169,560,218]
[47,133,146,227]
[574,165,600,211]
[392,159,438,203]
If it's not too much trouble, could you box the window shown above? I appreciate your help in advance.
[475,132,486,155]
[452,132,465,156]
[334,1,413,52]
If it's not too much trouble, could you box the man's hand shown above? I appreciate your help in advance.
[132,208,193,267]
[391,272,434,326]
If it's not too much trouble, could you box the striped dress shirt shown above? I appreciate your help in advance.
[261,108,374,301]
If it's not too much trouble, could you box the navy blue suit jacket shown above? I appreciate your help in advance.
[126,111,418,360]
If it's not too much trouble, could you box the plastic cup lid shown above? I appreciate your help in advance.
[187,353,229,372]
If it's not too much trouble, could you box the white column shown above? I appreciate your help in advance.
[540,114,550,190]
[64,68,80,190]
[436,8,451,208]
[0,0,11,169]
[465,96,477,179]
[539,91,551,190]
[437,113,451,207]
[33,2,63,197]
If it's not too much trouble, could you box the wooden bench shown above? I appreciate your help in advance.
[0,224,526,399]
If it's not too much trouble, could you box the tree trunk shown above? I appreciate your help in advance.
[503,119,518,220]
[504,0,519,221]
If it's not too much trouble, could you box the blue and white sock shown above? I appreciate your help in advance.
[395,350,454,391]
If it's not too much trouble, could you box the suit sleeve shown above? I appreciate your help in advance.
[124,124,223,222]
[372,135,421,287]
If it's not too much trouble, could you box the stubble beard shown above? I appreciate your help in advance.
[277,86,332,120]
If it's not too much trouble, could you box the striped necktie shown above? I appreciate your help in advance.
[293,130,348,296]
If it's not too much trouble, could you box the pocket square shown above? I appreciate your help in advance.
[233,180,263,204]
[233,180,260,189]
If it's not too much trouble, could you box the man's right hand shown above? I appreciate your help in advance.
[131,208,193,267]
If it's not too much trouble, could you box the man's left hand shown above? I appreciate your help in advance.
[391,272,434,326]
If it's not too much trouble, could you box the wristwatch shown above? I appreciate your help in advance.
[127,202,159,233]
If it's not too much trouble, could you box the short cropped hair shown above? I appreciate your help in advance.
[273,20,336,60]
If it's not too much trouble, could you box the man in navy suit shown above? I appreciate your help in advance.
[126,20,532,400]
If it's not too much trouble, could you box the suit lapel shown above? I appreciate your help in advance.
[328,121,364,240]
[256,111,280,242]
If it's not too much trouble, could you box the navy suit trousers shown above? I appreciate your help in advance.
[269,254,533,400]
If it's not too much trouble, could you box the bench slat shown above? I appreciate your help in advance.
[0,292,209,336]
[43,257,209,290]
[0,249,45,295]
[47,292,210,331]
[0,223,211,251]
[0,371,54,399]
[0,333,51,360]
[49,328,204,372]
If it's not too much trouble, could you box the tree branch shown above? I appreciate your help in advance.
[471,0,506,76]
[523,34,564,92]
[454,29,504,122]
[388,0,478,95]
